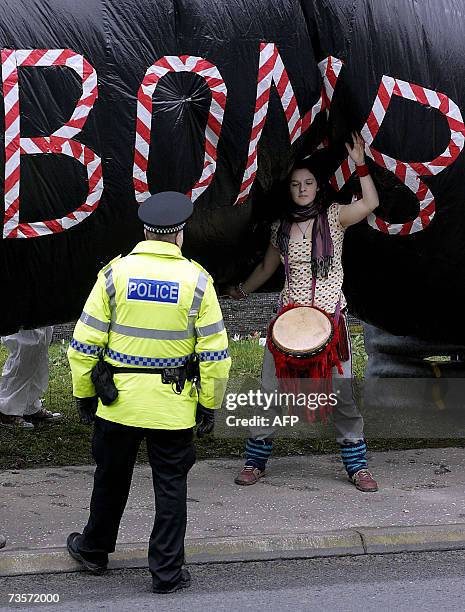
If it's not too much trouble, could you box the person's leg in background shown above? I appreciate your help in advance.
[23,327,62,423]
[0,331,35,428]
[0,327,61,427]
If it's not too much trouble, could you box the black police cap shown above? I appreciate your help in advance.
[138,191,193,234]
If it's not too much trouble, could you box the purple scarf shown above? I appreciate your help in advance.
[277,203,334,278]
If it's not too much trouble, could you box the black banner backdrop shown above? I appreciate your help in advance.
[0,0,464,341]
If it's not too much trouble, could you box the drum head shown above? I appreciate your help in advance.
[272,306,332,355]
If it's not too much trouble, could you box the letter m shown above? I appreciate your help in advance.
[235,43,342,204]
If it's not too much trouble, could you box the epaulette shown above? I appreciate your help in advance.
[100,254,122,274]
[190,259,212,280]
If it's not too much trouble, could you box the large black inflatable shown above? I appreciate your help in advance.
[0,0,464,341]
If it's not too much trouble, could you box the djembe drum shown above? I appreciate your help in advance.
[267,303,342,421]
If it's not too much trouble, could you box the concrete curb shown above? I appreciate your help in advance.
[356,524,465,554]
[1,525,465,576]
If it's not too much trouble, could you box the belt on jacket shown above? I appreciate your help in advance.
[110,365,178,375]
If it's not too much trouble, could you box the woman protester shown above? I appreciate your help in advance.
[227,133,380,492]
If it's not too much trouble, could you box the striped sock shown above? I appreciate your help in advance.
[339,440,367,477]
[245,438,273,471]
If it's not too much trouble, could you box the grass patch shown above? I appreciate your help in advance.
[0,342,94,469]
[351,333,368,378]
[0,335,463,470]
[229,339,264,377]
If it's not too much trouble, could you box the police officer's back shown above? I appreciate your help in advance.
[67,192,231,593]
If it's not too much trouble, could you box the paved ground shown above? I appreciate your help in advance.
[2,550,465,611]
[1,448,465,575]
[2,448,465,549]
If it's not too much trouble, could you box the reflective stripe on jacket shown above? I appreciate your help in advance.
[67,240,231,429]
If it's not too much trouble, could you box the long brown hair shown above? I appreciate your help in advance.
[281,158,334,223]
[276,158,335,278]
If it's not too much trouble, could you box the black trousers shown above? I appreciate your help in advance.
[76,416,196,587]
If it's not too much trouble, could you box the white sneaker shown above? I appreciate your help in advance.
[24,408,62,423]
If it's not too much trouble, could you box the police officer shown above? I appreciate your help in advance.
[66,192,231,594]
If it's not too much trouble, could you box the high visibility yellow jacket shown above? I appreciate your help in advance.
[67,240,231,429]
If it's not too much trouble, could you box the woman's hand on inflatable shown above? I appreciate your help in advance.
[345,131,366,166]
[339,132,380,228]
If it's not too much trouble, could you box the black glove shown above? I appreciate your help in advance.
[196,404,215,438]
[76,396,98,425]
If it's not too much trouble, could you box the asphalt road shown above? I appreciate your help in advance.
[2,550,465,611]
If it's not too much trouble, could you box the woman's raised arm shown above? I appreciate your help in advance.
[339,132,380,228]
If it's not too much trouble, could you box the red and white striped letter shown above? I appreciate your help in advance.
[1,49,102,238]
[133,55,227,203]
[330,76,465,235]
[235,43,342,205]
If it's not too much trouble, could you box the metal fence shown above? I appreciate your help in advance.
[52,293,362,342]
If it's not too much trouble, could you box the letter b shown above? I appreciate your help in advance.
[1,48,103,238]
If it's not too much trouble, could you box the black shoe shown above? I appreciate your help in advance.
[153,568,191,594]
[66,532,107,574]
